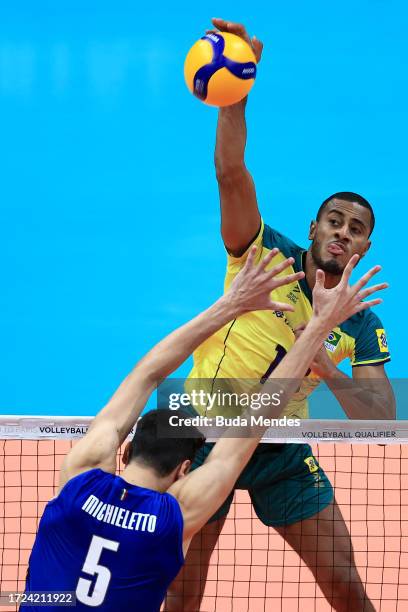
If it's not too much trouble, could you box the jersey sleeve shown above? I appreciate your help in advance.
[226,219,302,274]
[352,311,391,367]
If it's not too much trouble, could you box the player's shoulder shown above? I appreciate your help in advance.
[262,222,304,259]
[342,308,390,365]
[68,467,110,487]
[162,491,184,517]
[340,308,385,341]
[55,468,107,499]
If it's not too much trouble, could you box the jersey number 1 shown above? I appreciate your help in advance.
[261,344,287,382]
[76,535,119,606]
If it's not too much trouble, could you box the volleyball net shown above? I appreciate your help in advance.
[1,417,407,611]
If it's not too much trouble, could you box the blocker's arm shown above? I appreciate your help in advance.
[171,257,387,546]
[58,249,300,489]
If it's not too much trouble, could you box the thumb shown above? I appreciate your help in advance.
[314,269,325,289]
[252,36,263,62]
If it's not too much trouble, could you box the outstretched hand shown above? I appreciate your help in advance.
[228,246,304,314]
[312,254,388,329]
[208,17,263,63]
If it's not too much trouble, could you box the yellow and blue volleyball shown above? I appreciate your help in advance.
[184,32,257,107]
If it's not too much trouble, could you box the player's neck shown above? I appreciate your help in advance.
[304,249,341,290]
[121,463,172,493]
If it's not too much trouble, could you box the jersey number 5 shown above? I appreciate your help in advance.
[76,535,119,606]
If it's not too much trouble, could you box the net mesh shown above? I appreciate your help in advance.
[1,438,408,611]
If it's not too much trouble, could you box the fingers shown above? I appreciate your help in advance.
[211,17,252,45]
[340,253,360,285]
[314,269,325,289]
[243,245,279,272]
[270,271,305,289]
[267,300,295,312]
[211,17,245,33]
[210,18,262,62]
[258,247,280,271]
[357,282,388,301]
[212,17,230,28]
[351,265,382,294]
[355,298,383,312]
[251,36,263,62]
[264,255,295,278]
[243,245,258,271]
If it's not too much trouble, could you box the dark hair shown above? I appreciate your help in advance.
[316,191,375,235]
[129,409,206,477]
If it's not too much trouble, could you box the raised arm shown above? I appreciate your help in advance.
[59,249,303,488]
[212,19,263,256]
[171,257,388,542]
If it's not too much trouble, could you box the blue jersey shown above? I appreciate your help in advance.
[23,469,184,611]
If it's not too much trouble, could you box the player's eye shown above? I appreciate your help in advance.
[329,218,339,226]
[351,226,362,235]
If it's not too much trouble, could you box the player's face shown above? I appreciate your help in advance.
[309,199,372,275]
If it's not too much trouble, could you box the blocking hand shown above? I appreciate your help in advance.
[311,254,388,330]
[228,246,304,314]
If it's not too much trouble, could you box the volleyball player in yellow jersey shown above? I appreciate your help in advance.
[165,18,395,612]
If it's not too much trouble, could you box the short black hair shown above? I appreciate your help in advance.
[316,191,375,235]
[129,409,205,477]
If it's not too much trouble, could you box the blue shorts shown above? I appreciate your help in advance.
[191,442,333,527]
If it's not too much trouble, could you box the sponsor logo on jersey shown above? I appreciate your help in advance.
[324,330,342,353]
[304,456,319,473]
[273,310,294,331]
[376,329,388,353]
[286,285,300,304]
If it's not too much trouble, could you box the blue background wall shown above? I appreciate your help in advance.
[1,1,406,416]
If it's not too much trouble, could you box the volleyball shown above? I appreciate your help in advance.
[184,32,257,106]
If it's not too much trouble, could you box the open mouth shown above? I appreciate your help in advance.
[327,242,346,256]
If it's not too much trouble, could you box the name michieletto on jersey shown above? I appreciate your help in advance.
[82,495,157,532]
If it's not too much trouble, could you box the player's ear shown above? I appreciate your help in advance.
[176,459,191,480]
[309,220,317,240]
[360,239,371,259]
[122,441,132,465]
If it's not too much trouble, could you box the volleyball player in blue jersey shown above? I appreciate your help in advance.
[23,249,385,611]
